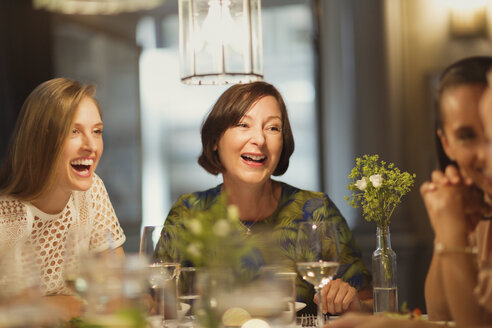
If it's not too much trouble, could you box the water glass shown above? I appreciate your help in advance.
[0,240,61,326]
[274,271,297,328]
[82,253,149,317]
[178,267,200,327]
[140,225,180,328]
[202,267,293,328]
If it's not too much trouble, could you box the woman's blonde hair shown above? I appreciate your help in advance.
[0,77,99,200]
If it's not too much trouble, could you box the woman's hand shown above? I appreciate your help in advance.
[474,267,492,313]
[42,295,83,321]
[420,166,485,245]
[314,279,360,315]
[424,166,489,222]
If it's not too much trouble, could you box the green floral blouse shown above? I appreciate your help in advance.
[163,181,372,314]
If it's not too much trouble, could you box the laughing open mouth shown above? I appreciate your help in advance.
[241,154,266,163]
[70,158,93,173]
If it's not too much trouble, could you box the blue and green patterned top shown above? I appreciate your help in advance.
[163,181,372,314]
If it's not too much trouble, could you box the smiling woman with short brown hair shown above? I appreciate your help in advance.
[158,81,372,316]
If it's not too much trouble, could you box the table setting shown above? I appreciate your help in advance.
[123,205,343,328]
[0,155,431,328]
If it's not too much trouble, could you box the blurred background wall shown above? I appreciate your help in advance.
[2,0,492,312]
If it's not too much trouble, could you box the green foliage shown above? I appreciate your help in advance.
[164,194,262,328]
[171,193,257,276]
[344,154,416,228]
[62,308,147,328]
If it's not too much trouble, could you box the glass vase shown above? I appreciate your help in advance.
[372,226,398,313]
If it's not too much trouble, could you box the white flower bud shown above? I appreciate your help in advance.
[370,174,383,188]
[355,178,367,191]
[227,205,240,222]
[187,242,202,258]
[213,219,231,237]
[188,219,202,235]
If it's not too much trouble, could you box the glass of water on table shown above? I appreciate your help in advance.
[140,225,181,328]
[295,221,340,327]
[178,267,200,327]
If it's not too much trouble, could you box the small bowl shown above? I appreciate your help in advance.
[178,302,191,320]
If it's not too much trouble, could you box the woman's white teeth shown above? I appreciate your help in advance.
[71,159,93,165]
[242,154,265,161]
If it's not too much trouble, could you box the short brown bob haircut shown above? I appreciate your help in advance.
[0,77,99,201]
[198,81,295,176]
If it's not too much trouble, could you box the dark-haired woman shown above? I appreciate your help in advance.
[0,78,126,320]
[160,81,372,315]
[314,57,492,328]
[421,56,492,325]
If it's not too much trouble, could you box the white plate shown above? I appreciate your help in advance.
[147,303,191,328]
[295,302,306,312]
[429,321,455,326]
[178,303,191,319]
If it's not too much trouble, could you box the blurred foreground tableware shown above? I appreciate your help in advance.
[193,266,296,328]
[295,302,307,312]
[178,267,201,327]
[140,225,180,328]
[276,271,297,328]
[0,240,64,326]
[82,253,150,327]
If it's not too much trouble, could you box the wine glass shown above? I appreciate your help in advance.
[295,221,340,327]
[140,225,181,328]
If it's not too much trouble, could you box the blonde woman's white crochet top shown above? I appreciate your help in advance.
[0,174,126,296]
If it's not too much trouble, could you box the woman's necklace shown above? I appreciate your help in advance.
[234,181,280,235]
[241,219,260,236]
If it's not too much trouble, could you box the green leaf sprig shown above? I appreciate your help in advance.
[158,193,259,281]
[344,154,416,228]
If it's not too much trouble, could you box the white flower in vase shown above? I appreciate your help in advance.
[370,174,383,188]
[355,178,368,191]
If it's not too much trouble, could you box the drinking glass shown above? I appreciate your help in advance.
[212,267,290,328]
[178,267,200,327]
[295,221,340,327]
[0,241,61,326]
[82,253,150,325]
[140,225,181,328]
[275,271,297,328]
[63,230,90,299]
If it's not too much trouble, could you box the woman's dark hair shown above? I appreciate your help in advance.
[198,81,294,176]
[435,56,492,170]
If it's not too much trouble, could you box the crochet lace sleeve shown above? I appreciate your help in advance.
[88,174,126,253]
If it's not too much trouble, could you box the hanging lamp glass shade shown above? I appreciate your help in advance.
[178,0,263,85]
[33,0,165,15]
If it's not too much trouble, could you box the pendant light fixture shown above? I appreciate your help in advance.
[448,0,488,38]
[33,0,165,15]
[178,0,263,85]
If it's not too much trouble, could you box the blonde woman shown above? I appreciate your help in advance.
[0,78,126,319]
